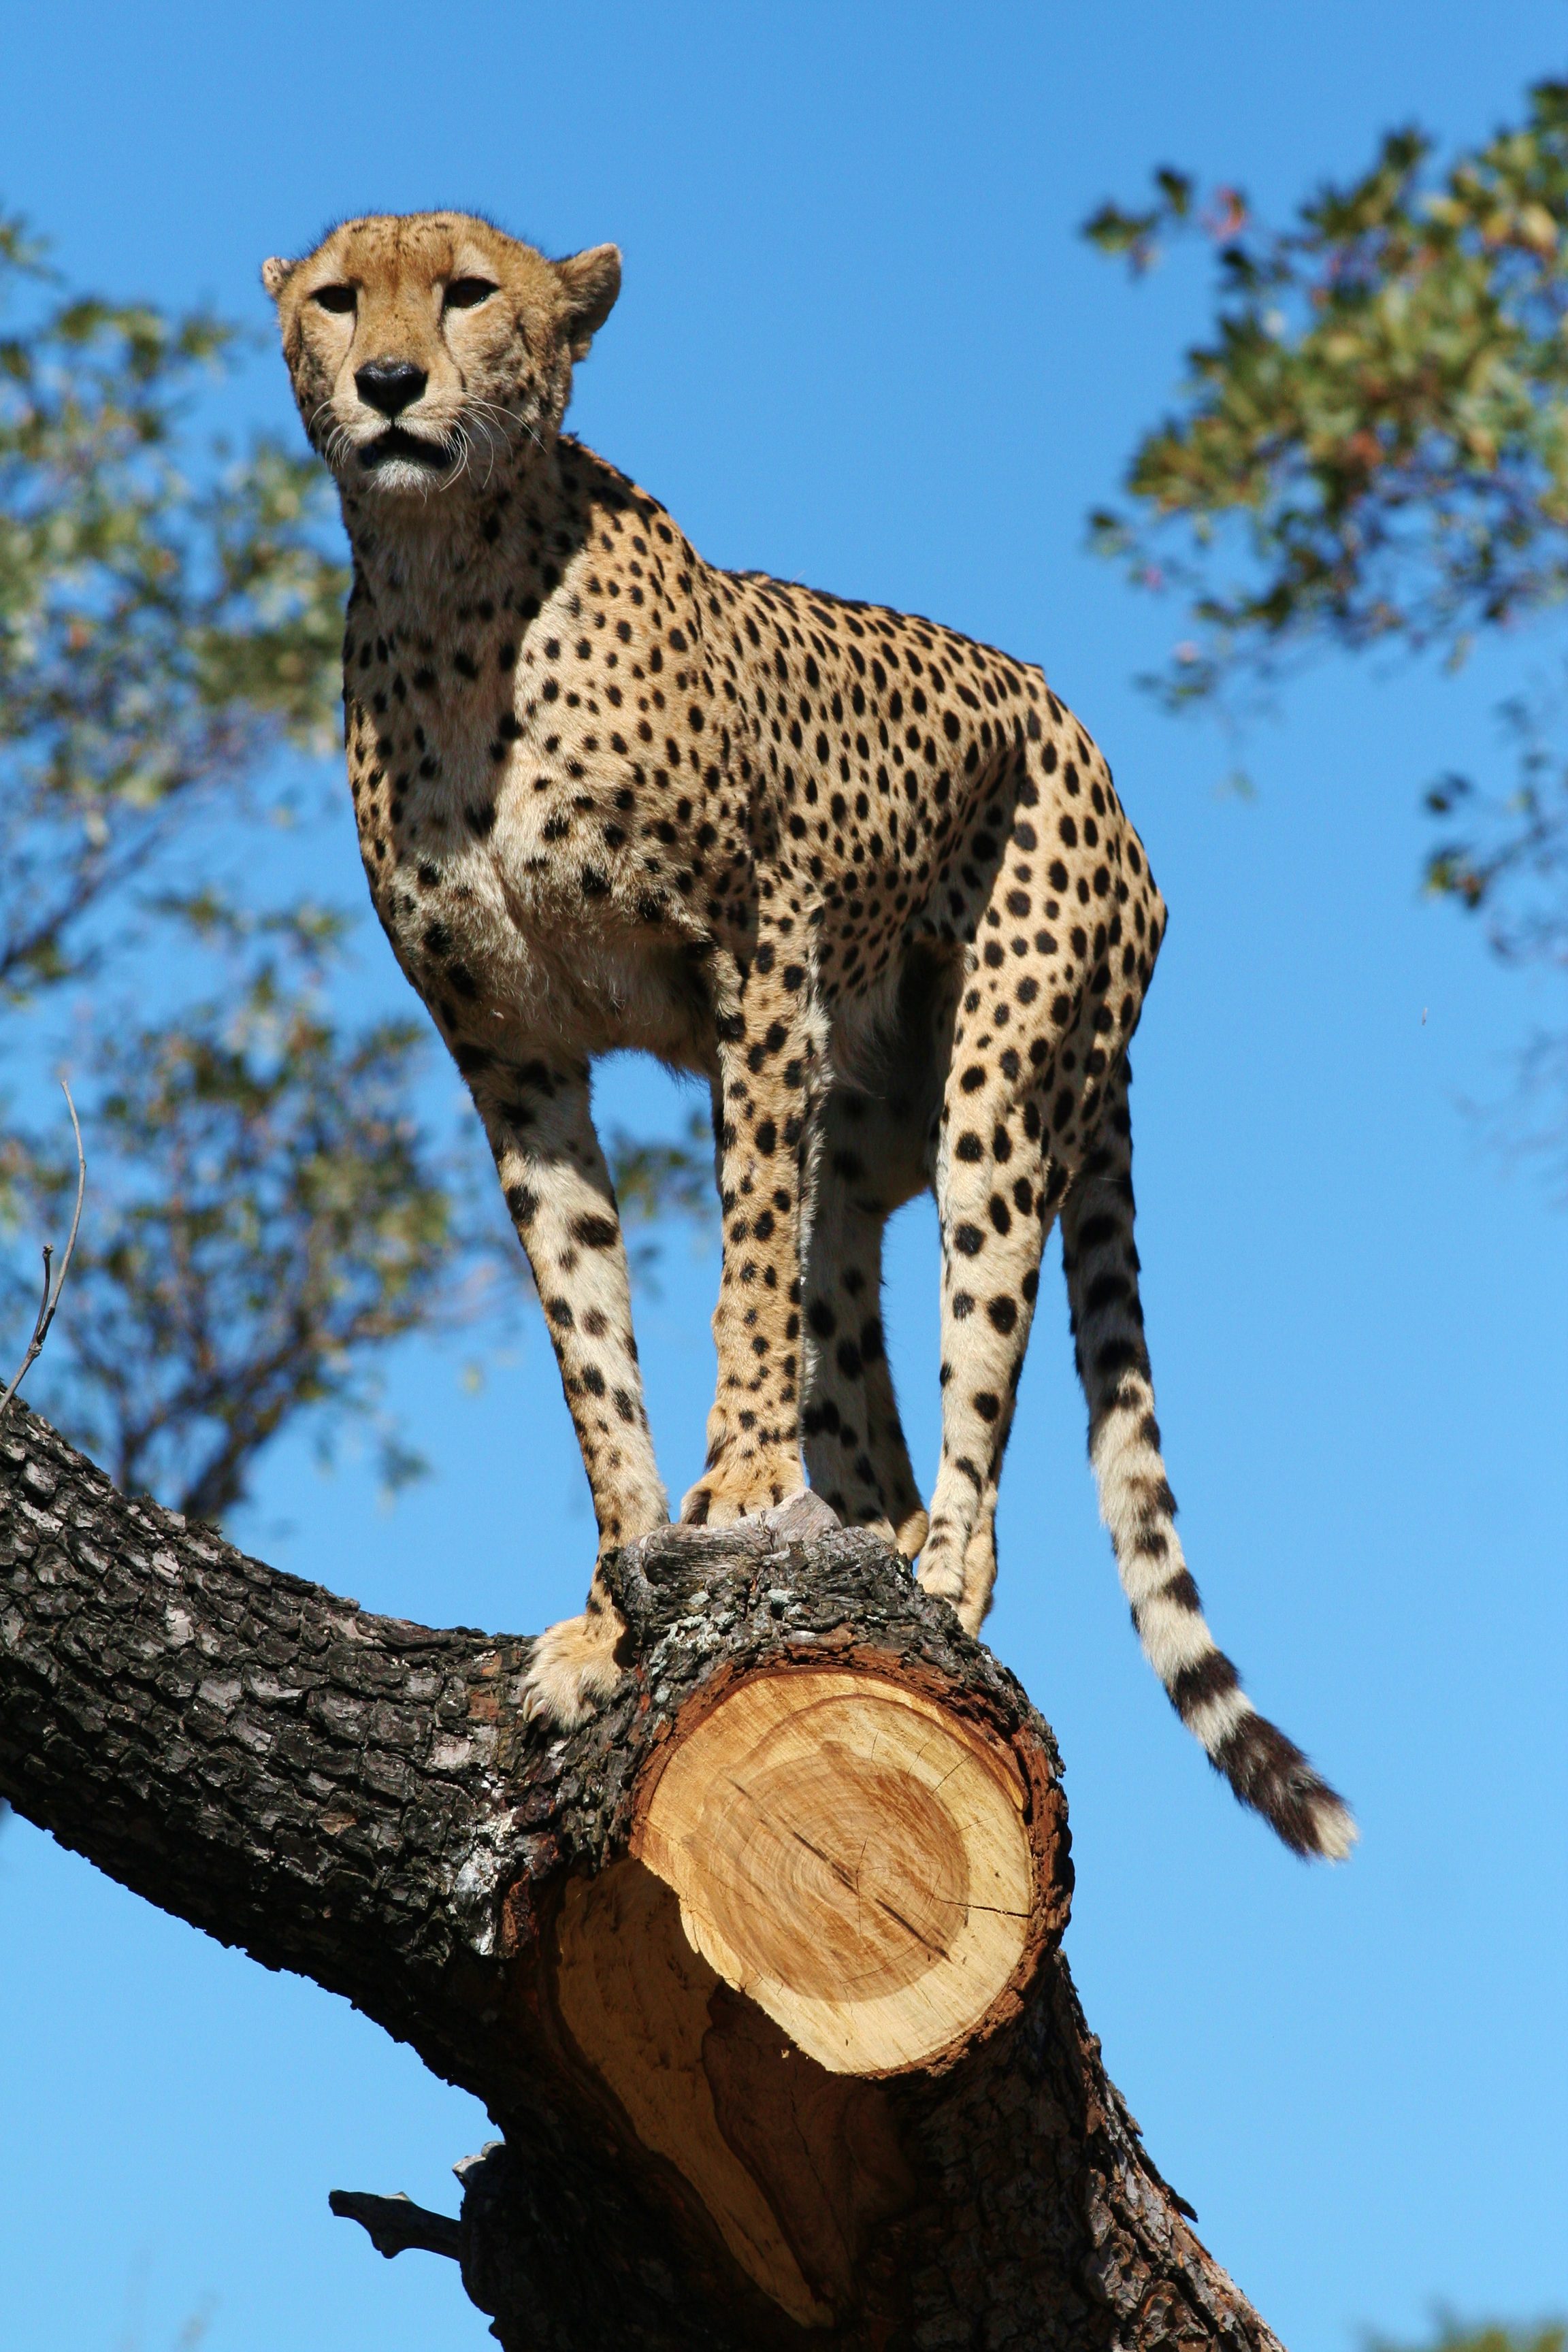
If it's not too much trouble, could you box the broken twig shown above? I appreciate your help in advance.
[328,2188,462,2262]
[0,1079,86,1427]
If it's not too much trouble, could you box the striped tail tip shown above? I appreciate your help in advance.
[1206,1703,1358,1862]
[1152,1634,1357,1861]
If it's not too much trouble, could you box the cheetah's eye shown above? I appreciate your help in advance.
[311,284,357,314]
[444,277,498,311]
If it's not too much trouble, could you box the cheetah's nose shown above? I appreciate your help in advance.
[355,359,429,419]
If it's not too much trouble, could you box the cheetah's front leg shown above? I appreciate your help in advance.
[681,945,819,1527]
[473,1057,669,1727]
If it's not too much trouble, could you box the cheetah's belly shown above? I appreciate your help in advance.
[502,918,717,1072]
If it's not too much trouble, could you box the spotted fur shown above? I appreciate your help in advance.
[264,211,1354,1859]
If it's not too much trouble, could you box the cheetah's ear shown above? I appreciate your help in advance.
[261,257,295,301]
[555,244,621,361]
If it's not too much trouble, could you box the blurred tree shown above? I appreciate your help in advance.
[1371,2319,1565,2352]
[5,911,474,1519]
[0,210,707,1521]
[0,212,344,1000]
[605,1105,716,1284]
[1085,78,1568,1166]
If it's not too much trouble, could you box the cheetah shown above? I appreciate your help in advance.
[265,211,1354,1859]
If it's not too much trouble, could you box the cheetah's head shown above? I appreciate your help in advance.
[262,212,620,505]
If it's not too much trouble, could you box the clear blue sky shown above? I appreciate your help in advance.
[2,5,1565,2349]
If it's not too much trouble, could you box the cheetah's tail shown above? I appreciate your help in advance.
[1059,1081,1356,1863]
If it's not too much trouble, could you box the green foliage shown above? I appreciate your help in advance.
[1081,166,1198,275]
[0,208,346,999]
[1424,680,1568,946]
[1085,82,1568,691]
[0,212,709,1520]
[5,916,479,1520]
[1086,81,1568,1160]
[1369,2317,1565,2352]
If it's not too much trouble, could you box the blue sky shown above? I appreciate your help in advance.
[1,4,1565,2349]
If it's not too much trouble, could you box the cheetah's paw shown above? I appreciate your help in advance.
[523,1605,625,1732]
[679,1454,805,1529]
[894,1505,930,1561]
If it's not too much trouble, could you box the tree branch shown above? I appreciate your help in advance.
[0,1401,1285,2351]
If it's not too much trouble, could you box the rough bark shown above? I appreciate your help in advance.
[0,1401,1283,2352]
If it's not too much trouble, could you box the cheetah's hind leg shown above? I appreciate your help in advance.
[918,1032,1058,1618]
[954,1481,1000,1634]
[800,1060,934,1558]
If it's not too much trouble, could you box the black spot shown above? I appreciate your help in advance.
[1171,1650,1239,1720]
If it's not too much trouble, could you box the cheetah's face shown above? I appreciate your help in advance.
[262,212,620,504]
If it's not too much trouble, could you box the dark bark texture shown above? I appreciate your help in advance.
[0,1402,1284,2352]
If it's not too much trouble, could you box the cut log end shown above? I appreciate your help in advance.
[633,1666,1041,2075]
[551,1659,1060,2329]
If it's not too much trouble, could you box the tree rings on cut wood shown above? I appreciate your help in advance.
[551,1659,1056,2325]
[632,1666,1038,2075]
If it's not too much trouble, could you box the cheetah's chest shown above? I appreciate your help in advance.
[365,794,717,1074]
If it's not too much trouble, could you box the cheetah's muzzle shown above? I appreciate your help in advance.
[361,425,457,471]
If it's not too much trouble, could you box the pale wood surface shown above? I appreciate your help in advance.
[553,1857,916,2323]
[632,1668,1036,2075]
